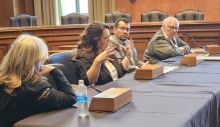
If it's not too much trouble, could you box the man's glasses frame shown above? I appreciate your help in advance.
[167,25,179,31]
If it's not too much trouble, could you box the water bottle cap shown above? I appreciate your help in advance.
[78,80,84,85]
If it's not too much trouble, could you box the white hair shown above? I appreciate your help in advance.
[162,16,179,28]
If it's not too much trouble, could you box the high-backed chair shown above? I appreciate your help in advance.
[61,13,88,25]
[105,11,132,23]
[141,10,168,22]
[9,14,37,27]
[175,10,204,21]
[46,50,78,84]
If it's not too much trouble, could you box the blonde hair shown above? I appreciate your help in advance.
[0,34,48,88]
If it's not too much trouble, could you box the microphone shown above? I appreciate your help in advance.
[71,59,102,93]
[183,32,207,51]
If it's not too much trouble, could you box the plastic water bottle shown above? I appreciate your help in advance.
[76,80,89,118]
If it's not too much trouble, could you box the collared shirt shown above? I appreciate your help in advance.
[170,38,178,48]
[162,27,178,48]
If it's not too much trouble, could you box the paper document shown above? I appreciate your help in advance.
[203,56,220,61]
[163,66,178,73]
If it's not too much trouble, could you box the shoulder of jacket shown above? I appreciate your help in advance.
[19,80,50,93]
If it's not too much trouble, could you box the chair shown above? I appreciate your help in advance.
[175,10,204,21]
[105,11,132,23]
[9,14,37,27]
[46,50,78,85]
[61,13,88,25]
[141,10,168,22]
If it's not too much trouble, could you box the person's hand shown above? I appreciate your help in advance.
[39,65,55,75]
[123,40,133,58]
[179,47,187,54]
[95,46,115,63]
[128,38,134,49]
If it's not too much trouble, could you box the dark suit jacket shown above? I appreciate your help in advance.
[144,28,190,61]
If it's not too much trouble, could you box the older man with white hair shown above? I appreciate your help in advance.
[143,16,190,62]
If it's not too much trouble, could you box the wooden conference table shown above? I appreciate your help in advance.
[14,55,220,127]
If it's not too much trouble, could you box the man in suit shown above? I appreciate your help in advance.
[143,16,190,62]
[109,18,143,69]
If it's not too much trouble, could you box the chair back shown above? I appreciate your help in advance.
[141,10,168,22]
[9,14,37,27]
[46,50,78,84]
[105,11,132,23]
[61,13,88,25]
[175,10,204,21]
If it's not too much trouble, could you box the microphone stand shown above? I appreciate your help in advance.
[71,59,102,93]
[183,32,207,51]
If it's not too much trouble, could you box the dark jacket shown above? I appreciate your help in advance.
[144,29,191,61]
[0,68,76,127]
[75,55,127,86]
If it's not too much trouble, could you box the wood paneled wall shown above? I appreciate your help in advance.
[116,0,220,22]
[0,0,14,27]
[0,0,219,26]
[0,0,34,27]
[1,20,220,61]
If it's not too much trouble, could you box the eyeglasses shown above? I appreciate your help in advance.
[167,25,179,30]
[117,26,130,31]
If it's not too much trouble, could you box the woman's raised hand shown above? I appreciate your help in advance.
[95,46,115,63]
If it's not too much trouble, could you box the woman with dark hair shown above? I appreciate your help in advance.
[75,22,132,85]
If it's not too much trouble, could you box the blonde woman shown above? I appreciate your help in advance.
[0,34,76,127]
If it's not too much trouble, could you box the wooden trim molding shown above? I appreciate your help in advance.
[0,20,220,61]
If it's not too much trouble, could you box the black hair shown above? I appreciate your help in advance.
[114,18,131,28]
